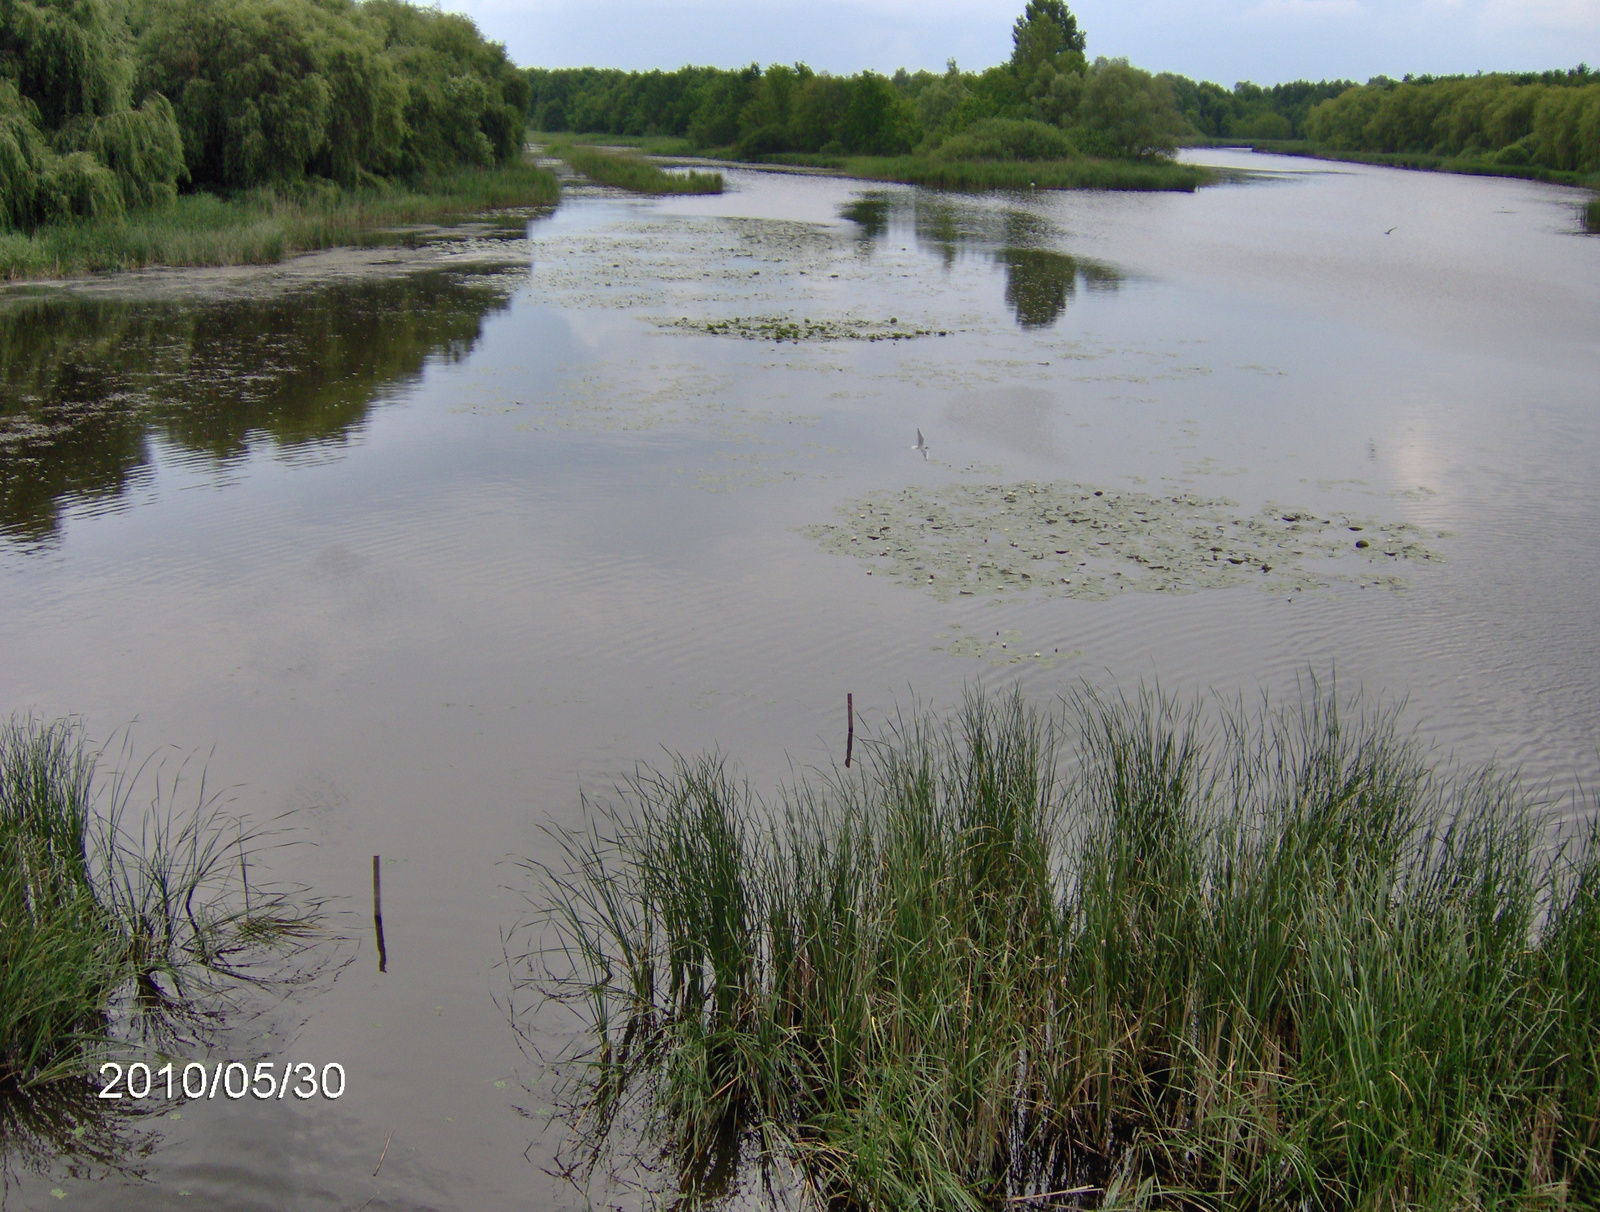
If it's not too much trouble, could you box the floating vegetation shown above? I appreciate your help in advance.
[803,481,1443,601]
[664,315,944,342]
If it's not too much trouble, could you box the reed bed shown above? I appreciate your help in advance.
[520,686,1600,1210]
[1,717,318,1087]
[549,142,724,195]
[0,163,560,281]
[1585,195,1600,233]
[767,154,1210,193]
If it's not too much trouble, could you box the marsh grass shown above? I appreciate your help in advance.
[0,163,560,281]
[519,685,1600,1210]
[0,717,321,1086]
[548,141,724,195]
[1585,195,1600,233]
[765,154,1210,193]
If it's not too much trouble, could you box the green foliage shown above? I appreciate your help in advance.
[1586,193,1599,231]
[932,117,1076,160]
[0,0,132,126]
[839,71,916,155]
[136,0,403,188]
[784,153,1206,192]
[523,4,1199,179]
[549,141,721,195]
[2,0,534,232]
[0,0,183,230]
[1,717,321,1085]
[359,0,530,173]
[1305,72,1600,175]
[1075,57,1185,158]
[0,162,557,280]
[521,685,1600,1210]
[1163,74,1355,140]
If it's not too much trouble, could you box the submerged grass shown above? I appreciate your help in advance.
[519,685,1600,1210]
[548,141,724,195]
[766,153,1210,193]
[0,717,319,1087]
[0,163,560,281]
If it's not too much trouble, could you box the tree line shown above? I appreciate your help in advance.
[528,12,1599,182]
[528,1,1191,162]
[1,0,530,231]
[1304,69,1600,175]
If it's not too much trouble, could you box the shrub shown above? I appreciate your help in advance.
[933,116,1076,161]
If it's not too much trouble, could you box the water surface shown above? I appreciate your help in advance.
[2,149,1598,1209]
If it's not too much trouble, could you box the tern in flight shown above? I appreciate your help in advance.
[912,428,929,459]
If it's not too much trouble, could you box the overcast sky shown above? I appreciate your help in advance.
[447,0,1599,85]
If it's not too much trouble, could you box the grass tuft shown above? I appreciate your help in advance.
[547,141,724,195]
[0,716,321,1086]
[517,683,1600,1210]
[1585,195,1600,233]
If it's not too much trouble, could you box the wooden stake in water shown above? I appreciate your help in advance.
[845,693,854,768]
[373,855,388,974]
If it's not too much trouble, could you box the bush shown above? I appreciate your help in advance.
[933,116,1076,160]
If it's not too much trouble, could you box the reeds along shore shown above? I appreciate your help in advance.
[0,164,560,282]
[547,142,724,195]
[0,718,318,1087]
[522,686,1600,1211]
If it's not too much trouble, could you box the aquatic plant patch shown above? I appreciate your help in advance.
[518,687,1600,1210]
[663,315,945,342]
[803,481,1442,600]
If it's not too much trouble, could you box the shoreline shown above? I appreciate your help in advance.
[0,163,560,287]
[0,218,540,305]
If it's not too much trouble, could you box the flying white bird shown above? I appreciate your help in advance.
[912,428,929,459]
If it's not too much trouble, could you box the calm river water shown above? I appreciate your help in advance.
[2,149,1598,1208]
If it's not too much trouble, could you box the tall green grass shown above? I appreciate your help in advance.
[767,154,1210,193]
[1,717,318,1086]
[0,163,560,281]
[520,685,1600,1210]
[547,141,724,195]
[1585,195,1600,233]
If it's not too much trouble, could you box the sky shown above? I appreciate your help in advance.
[445,0,1600,85]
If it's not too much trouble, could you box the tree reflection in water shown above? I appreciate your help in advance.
[0,267,519,545]
[840,189,1122,326]
[995,247,1121,328]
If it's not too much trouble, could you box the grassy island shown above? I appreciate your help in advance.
[546,141,723,195]
[523,687,1600,1210]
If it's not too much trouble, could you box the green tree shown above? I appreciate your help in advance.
[840,71,916,155]
[1076,58,1183,157]
[136,0,405,187]
[1011,0,1087,85]
[0,0,182,228]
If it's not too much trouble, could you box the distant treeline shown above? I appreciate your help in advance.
[1304,69,1600,175]
[528,44,1600,181]
[528,2,1189,162]
[1,0,530,231]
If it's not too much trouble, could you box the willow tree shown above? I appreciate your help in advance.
[0,0,182,229]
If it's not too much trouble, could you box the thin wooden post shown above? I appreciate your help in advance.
[845,693,854,768]
[373,855,388,973]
